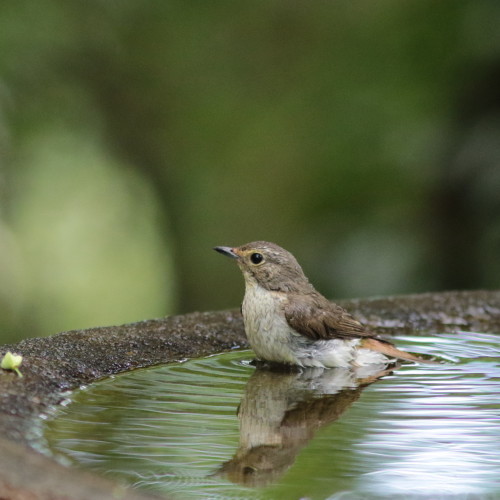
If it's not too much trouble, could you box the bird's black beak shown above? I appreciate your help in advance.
[214,246,239,259]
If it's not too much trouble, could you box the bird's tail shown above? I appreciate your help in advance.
[361,337,436,364]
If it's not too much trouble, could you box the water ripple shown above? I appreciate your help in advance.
[39,332,500,499]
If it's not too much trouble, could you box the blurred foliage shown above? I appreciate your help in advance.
[1,0,500,342]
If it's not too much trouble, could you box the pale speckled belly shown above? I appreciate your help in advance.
[242,284,299,364]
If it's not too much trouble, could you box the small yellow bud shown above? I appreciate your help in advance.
[1,351,23,377]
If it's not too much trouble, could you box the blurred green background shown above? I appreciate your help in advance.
[1,1,500,343]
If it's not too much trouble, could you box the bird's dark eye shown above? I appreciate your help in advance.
[250,252,263,264]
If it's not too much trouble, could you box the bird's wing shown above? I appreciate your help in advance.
[284,294,375,341]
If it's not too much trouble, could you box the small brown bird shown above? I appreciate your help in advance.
[215,241,425,368]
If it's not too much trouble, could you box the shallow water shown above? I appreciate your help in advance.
[40,332,500,499]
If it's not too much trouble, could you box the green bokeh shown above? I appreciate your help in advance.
[1,1,500,341]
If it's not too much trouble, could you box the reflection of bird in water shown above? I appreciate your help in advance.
[217,363,395,487]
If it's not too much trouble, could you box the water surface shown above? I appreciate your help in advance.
[40,332,500,499]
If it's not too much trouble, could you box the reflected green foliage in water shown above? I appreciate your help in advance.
[41,333,500,499]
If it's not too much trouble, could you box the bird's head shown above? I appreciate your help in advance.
[214,241,312,293]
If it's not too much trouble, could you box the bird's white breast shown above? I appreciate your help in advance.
[242,282,300,365]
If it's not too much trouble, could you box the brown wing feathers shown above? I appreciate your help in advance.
[284,294,432,363]
[284,294,374,341]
